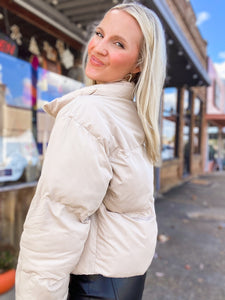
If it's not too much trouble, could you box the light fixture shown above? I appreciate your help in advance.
[167,39,174,46]
[185,64,191,70]
[193,74,198,79]
[51,0,58,5]
[178,49,183,56]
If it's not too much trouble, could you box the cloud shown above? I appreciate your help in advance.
[196,11,210,26]
[214,61,225,80]
[218,52,225,60]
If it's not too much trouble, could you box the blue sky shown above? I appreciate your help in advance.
[191,0,224,63]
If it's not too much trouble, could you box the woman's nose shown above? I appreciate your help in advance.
[95,40,108,56]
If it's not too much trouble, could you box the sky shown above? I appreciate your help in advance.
[190,0,225,79]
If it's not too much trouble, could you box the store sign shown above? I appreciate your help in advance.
[0,33,18,56]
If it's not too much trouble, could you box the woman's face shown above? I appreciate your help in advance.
[85,9,143,84]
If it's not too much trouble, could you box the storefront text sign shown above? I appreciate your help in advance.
[0,33,18,56]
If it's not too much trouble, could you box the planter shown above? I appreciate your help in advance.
[0,269,16,294]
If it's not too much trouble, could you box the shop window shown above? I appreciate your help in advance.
[193,97,202,154]
[0,52,32,108]
[0,53,39,185]
[37,66,83,109]
[162,88,177,160]
[0,52,82,185]
[36,67,83,155]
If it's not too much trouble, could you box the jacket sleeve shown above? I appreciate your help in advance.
[16,113,113,300]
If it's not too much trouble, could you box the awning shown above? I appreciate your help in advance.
[145,0,211,87]
[206,114,225,127]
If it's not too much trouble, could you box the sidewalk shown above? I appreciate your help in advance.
[2,172,225,300]
[143,171,225,300]
[0,288,14,300]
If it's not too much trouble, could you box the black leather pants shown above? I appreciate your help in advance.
[67,273,146,300]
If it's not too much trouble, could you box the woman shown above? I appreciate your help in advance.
[16,2,166,300]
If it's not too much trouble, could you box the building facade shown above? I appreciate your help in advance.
[150,0,209,191]
[205,58,225,172]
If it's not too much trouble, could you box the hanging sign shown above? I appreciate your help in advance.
[0,32,18,56]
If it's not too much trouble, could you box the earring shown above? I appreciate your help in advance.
[127,73,133,82]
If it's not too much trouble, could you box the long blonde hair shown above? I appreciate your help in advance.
[83,2,167,165]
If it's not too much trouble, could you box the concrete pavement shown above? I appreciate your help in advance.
[0,288,14,300]
[143,171,225,300]
[1,172,225,300]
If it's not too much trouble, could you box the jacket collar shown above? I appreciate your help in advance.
[43,81,135,118]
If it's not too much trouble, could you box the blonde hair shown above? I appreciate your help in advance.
[83,2,167,165]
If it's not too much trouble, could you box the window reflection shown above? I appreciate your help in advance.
[37,67,83,109]
[162,88,177,160]
[36,67,83,156]
[0,52,32,108]
[0,52,82,185]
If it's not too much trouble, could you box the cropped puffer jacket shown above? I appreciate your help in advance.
[16,81,157,300]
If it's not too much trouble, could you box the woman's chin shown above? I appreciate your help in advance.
[86,75,104,84]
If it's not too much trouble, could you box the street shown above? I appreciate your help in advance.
[143,172,225,300]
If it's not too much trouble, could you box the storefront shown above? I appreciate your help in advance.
[0,0,85,186]
[0,0,86,247]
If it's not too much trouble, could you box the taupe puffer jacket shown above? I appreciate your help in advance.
[16,81,157,300]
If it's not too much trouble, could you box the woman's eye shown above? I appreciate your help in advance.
[95,31,103,38]
[115,42,124,49]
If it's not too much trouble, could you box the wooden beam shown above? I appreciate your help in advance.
[63,3,112,17]
[0,0,83,50]
[70,12,103,22]
[57,0,106,11]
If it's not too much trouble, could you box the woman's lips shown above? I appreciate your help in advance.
[90,55,104,66]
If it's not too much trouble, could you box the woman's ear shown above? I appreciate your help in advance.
[132,65,141,74]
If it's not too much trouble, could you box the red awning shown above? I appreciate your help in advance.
[205,114,225,127]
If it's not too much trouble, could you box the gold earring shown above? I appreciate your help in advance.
[127,73,133,82]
